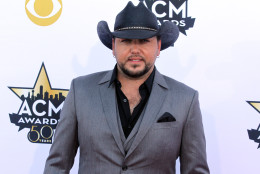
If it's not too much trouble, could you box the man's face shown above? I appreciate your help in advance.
[112,36,161,78]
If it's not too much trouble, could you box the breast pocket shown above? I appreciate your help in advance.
[152,121,179,129]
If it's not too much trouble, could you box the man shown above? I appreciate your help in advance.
[44,1,210,174]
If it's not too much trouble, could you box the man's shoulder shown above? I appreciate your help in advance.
[73,70,111,86]
[160,73,197,95]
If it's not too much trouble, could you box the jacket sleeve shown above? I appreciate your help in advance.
[43,79,79,174]
[180,91,210,174]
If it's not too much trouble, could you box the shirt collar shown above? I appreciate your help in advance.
[109,64,155,93]
[109,64,118,86]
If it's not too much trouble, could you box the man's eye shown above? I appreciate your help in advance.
[140,39,149,43]
[121,39,131,43]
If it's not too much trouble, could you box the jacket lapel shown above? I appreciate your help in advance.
[98,71,125,155]
[126,70,168,158]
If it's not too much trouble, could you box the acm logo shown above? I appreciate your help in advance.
[9,63,68,144]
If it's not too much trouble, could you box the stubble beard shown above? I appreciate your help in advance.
[118,62,152,78]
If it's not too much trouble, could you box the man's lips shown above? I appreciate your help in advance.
[129,58,142,62]
[128,55,144,62]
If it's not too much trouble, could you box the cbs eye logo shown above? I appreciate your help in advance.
[25,0,62,26]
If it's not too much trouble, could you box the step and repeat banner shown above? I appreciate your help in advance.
[1,0,260,173]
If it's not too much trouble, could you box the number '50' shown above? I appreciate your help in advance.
[27,125,53,142]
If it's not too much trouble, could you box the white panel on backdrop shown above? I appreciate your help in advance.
[1,0,260,173]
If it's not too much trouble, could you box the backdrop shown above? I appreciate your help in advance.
[1,0,260,173]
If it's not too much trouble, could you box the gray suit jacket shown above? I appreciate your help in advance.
[44,69,209,174]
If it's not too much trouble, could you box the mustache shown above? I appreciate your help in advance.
[127,55,144,59]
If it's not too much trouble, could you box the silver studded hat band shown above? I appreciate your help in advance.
[115,26,158,32]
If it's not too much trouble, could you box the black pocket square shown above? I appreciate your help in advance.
[157,112,176,122]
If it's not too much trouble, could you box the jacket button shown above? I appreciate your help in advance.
[122,165,128,171]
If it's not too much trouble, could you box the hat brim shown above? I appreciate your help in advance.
[97,21,179,51]
[158,21,179,50]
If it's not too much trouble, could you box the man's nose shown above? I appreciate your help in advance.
[130,40,140,54]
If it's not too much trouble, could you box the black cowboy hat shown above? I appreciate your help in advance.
[97,1,179,51]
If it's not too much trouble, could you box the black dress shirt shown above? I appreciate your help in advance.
[110,65,155,138]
